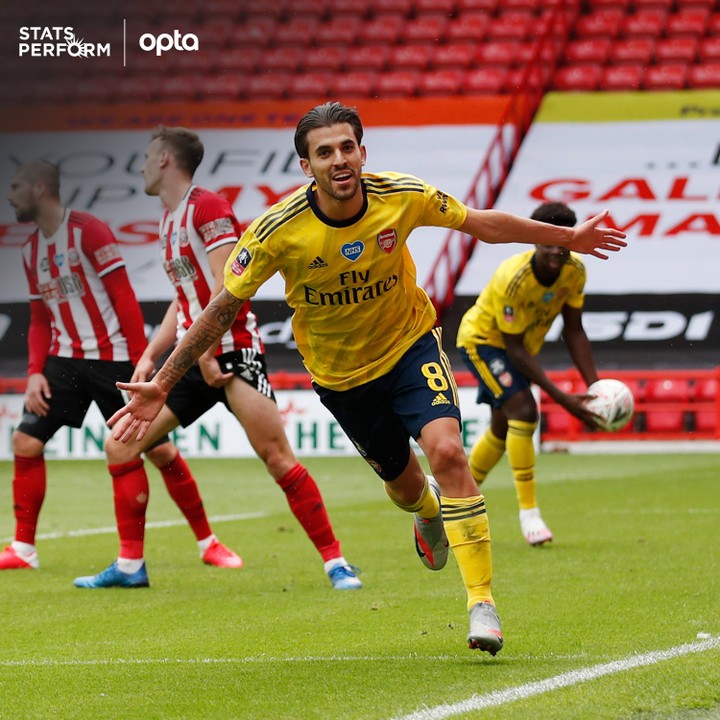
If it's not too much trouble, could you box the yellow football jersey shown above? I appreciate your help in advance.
[224,172,467,390]
[456,249,586,356]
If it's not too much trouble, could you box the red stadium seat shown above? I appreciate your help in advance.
[664,9,710,36]
[202,74,248,101]
[400,15,449,43]
[257,47,303,73]
[575,10,625,38]
[286,0,329,19]
[245,73,290,100]
[610,38,655,64]
[414,0,456,14]
[463,66,509,94]
[222,48,261,73]
[74,77,112,104]
[358,15,406,45]
[161,74,204,102]
[553,64,602,91]
[204,0,243,20]
[287,72,332,99]
[621,10,667,38]
[374,70,421,96]
[698,37,720,61]
[590,0,631,10]
[314,16,362,46]
[485,12,532,41]
[243,0,285,20]
[370,0,413,16]
[643,63,688,89]
[692,378,718,433]
[644,410,685,433]
[633,0,673,9]
[195,19,236,48]
[389,43,434,70]
[432,42,477,68]
[565,38,613,64]
[170,49,217,75]
[503,0,540,11]
[445,13,489,43]
[326,0,372,18]
[273,17,320,47]
[688,62,720,87]
[456,0,498,12]
[476,41,518,67]
[116,75,160,103]
[344,44,390,71]
[654,37,699,63]
[328,70,377,97]
[231,17,276,47]
[418,69,463,96]
[600,64,643,89]
[303,45,348,71]
[645,378,690,402]
[709,12,720,34]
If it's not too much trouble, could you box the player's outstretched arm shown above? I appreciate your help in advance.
[108,288,245,442]
[460,208,627,259]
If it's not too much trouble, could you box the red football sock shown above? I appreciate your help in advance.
[158,453,211,541]
[13,455,46,544]
[108,459,148,560]
[276,463,341,563]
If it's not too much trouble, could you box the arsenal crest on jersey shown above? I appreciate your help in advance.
[376,229,397,254]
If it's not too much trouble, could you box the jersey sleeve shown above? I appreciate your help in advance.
[80,218,125,278]
[193,193,240,253]
[417,181,468,230]
[223,225,279,301]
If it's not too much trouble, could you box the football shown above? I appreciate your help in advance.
[585,379,635,432]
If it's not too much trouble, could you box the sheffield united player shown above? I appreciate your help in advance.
[75,127,362,591]
[2,161,242,582]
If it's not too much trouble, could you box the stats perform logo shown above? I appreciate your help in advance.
[18,27,110,58]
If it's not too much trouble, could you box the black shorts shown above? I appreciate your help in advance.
[165,349,275,427]
[17,356,169,449]
[313,329,461,482]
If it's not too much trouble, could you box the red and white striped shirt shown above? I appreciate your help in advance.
[159,186,262,355]
[21,209,145,365]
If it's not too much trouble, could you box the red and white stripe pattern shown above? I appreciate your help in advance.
[158,186,262,355]
[21,210,132,361]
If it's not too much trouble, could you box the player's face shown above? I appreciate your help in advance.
[141,138,164,196]
[534,244,570,281]
[300,123,366,216]
[7,173,39,223]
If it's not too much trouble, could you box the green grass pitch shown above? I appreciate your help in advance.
[0,453,718,719]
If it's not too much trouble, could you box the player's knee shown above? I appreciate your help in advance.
[427,434,467,474]
[145,441,177,468]
[103,434,138,465]
[12,430,44,457]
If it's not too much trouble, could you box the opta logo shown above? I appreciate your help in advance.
[139,30,200,56]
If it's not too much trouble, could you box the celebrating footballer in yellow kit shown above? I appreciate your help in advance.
[108,102,627,655]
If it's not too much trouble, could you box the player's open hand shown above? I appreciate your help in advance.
[107,380,168,443]
[569,210,627,259]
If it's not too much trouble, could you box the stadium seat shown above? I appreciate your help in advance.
[204,0,243,20]
[303,45,348,71]
[222,47,261,73]
[432,42,477,68]
[245,73,290,100]
[370,0,413,16]
[170,49,217,75]
[358,15,406,44]
[654,36,699,63]
[687,62,720,87]
[633,0,673,9]
[73,78,112,104]
[564,38,613,64]
[575,10,625,38]
[645,377,691,402]
[418,69,463,96]
[445,13,490,42]
[202,73,248,101]
[589,0,631,10]
[553,64,602,91]
[698,37,720,61]
[641,378,690,434]
[664,9,711,36]
[314,16,362,45]
[414,0,457,14]
[400,15,449,43]
[116,76,160,103]
[463,66,509,94]
[287,72,332,99]
[621,10,667,38]
[476,41,518,67]
[374,70,421,96]
[243,0,285,20]
[273,17,320,46]
[643,63,688,89]
[600,64,644,89]
[195,19,236,48]
[328,70,377,97]
[485,12,532,41]
[389,44,434,70]
[710,12,720,34]
[692,378,718,434]
[161,74,204,102]
[344,44,391,70]
[609,38,655,64]
[456,0,498,13]
[257,47,303,73]
[503,0,540,11]
[232,17,276,47]
[286,0,330,19]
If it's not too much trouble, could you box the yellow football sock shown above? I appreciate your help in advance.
[384,476,440,519]
[442,494,494,610]
[468,428,506,486]
[507,419,538,510]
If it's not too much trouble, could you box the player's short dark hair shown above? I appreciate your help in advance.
[151,126,204,176]
[530,202,577,227]
[294,101,364,159]
[17,161,60,198]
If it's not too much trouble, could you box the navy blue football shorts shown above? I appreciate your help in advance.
[313,328,461,481]
[459,345,530,408]
[17,356,169,449]
[166,349,275,427]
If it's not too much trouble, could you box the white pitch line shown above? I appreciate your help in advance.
[1,513,265,543]
[389,637,720,720]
